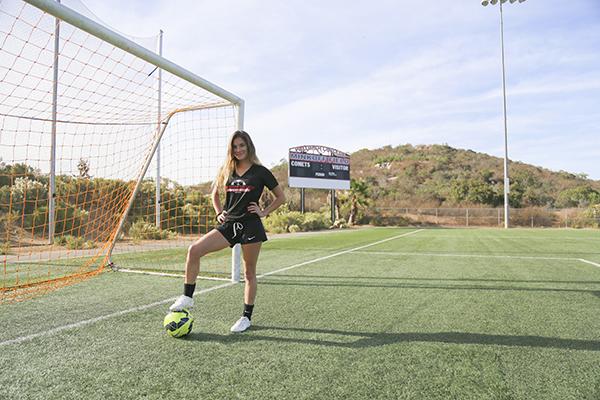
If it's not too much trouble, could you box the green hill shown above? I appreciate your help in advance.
[271,144,600,210]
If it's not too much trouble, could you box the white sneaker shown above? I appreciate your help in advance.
[230,316,251,333]
[169,295,194,311]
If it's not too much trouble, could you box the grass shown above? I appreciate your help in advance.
[1,259,100,288]
[1,227,599,399]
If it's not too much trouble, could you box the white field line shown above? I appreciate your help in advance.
[0,281,235,346]
[0,229,423,346]
[352,251,579,262]
[355,251,600,271]
[402,235,600,242]
[117,268,230,282]
[579,258,600,269]
[259,229,424,278]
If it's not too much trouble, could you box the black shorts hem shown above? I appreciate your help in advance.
[215,218,268,248]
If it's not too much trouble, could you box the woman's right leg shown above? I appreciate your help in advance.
[185,229,230,284]
[170,229,230,311]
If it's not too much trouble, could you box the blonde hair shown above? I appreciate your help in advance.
[214,130,261,191]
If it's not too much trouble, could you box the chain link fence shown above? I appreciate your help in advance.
[366,207,600,228]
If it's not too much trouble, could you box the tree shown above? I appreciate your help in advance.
[450,177,501,207]
[77,158,90,179]
[347,178,370,225]
[557,186,600,208]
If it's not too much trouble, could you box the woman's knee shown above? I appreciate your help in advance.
[244,266,257,281]
[187,243,206,260]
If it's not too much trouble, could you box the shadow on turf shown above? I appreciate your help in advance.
[186,326,600,352]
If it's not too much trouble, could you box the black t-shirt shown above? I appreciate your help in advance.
[223,164,279,221]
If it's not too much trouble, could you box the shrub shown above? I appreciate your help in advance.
[53,236,68,246]
[54,235,96,250]
[129,221,177,240]
[264,210,330,233]
[301,212,329,231]
[511,208,557,227]
[54,205,89,237]
[0,211,20,238]
[331,218,347,229]
[66,235,85,250]
[288,224,301,233]
[570,205,600,228]
[369,213,411,226]
[263,211,304,233]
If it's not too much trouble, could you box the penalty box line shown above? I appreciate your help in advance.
[579,258,600,269]
[258,229,424,278]
[352,251,578,261]
[0,229,423,346]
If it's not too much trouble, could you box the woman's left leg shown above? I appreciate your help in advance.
[241,241,262,305]
[230,242,261,333]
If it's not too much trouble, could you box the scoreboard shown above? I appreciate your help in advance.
[288,146,350,190]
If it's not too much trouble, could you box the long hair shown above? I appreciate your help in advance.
[214,130,261,191]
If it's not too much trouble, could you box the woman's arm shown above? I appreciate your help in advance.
[212,186,227,223]
[247,185,286,218]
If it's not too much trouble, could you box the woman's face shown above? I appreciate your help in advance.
[232,137,248,161]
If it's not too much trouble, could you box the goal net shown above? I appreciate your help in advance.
[0,0,243,302]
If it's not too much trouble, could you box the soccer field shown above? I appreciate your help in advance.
[1,227,599,399]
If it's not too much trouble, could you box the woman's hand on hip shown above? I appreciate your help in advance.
[247,202,266,218]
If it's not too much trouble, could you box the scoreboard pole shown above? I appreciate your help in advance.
[331,190,336,223]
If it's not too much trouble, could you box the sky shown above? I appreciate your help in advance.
[73,0,600,179]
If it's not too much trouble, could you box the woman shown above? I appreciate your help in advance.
[169,130,286,333]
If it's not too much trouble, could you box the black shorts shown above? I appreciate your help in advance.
[216,218,268,247]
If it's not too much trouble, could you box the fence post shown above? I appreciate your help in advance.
[466,208,469,227]
[531,215,534,228]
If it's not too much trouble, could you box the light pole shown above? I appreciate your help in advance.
[481,0,526,229]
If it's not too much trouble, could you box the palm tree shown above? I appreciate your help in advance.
[347,178,370,225]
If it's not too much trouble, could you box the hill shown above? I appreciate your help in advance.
[270,144,600,210]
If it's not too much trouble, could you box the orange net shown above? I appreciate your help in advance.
[1,0,237,302]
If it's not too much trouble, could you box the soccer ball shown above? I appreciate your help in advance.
[163,309,194,338]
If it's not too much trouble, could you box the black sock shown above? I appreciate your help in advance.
[184,283,196,298]
[243,303,254,320]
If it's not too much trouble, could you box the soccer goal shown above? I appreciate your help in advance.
[0,0,244,302]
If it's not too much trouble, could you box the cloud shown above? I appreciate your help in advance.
[33,0,600,179]
[249,22,600,177]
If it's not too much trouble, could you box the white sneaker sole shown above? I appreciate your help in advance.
[230,318,251,333]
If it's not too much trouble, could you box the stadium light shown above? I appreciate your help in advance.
[482,0,526,229]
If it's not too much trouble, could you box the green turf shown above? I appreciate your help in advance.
[109,226,408,276]
[1,227,599,399]
[2,259,99,287]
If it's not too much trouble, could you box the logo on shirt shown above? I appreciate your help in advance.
[227,179,255,193]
